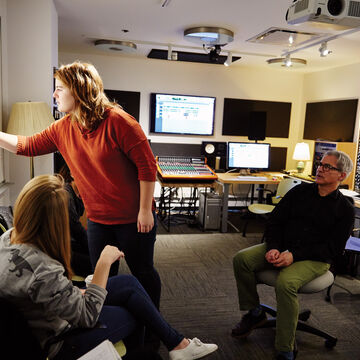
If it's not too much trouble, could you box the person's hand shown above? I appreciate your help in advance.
[265,249,280,263]
[99,245,124,266]
[272,251,293,267]
[137,209,154,233]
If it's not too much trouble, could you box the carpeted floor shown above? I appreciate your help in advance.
[138,233,360,360]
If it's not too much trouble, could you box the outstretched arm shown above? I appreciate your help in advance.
[0,131,18,153]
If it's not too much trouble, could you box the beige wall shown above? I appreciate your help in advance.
[303,63,360,143]
[59,52,305,170]
[302,63,360,176]
[5,0,58,204]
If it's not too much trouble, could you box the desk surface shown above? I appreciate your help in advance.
[216,172,283,185]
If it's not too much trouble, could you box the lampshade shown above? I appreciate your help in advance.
[293,142,310,161]
[6,101,55,179]
[6,101,54,135]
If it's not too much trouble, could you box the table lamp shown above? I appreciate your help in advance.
[6,101,55,178]
[293,142,310,173]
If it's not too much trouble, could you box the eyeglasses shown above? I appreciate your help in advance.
[317,162,341,172]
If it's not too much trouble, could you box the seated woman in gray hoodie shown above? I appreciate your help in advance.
[0,175,217,360]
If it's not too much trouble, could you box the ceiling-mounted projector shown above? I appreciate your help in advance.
[286,0,360,28]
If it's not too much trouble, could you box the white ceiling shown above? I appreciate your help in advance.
[54,0,360,73]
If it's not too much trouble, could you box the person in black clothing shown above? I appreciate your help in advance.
[231,150,355,360]
[59,163,92,277]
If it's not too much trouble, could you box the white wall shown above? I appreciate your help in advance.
[5,0,58,204]
[59,52,305,169]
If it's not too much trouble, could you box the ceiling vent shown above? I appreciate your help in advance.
[247,27,324,47]
[94,40,137,53]
[147,49,241,65]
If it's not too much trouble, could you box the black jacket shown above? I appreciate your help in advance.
[264,182,354,264]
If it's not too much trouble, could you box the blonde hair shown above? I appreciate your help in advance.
[54,61,119,131]
[13,175,73,279]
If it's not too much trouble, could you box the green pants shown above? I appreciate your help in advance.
[233,243,330,352]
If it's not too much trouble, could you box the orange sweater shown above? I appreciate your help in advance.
[17,108,157,224]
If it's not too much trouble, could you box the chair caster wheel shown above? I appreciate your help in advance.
[325,338,337,348]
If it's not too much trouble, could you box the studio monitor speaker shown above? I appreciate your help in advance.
[248,111,266,141]
[201,141,227,170]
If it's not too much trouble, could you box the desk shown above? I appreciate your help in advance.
[216,172,283,233]
[156,176,216,232]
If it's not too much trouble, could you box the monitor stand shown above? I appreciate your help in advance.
[239,169,251,176]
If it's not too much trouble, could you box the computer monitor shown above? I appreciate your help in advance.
[227,142,270,170]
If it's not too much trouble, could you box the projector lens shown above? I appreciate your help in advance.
[327,0,344,16]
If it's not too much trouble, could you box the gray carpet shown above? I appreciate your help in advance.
[143,233,360,360]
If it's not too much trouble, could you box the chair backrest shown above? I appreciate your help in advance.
[273,178,301,203]
[0,298,47,359]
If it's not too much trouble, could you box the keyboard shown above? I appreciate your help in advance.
[235,176,269,181]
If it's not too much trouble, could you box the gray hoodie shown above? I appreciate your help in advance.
[0,229,107,358]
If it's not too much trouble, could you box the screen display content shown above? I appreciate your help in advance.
[227,142,270,170]
[150,93,215,136]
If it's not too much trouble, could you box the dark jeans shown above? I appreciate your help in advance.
[52,275,183,360]
[87,212,161,310]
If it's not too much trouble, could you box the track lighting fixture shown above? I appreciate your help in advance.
[284,53,292,67]
[224,52,232,66]
[161,0,172,7]
[319,42,332,57]
[208,45,222,63]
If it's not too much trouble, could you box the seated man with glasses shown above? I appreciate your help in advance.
[231,150,354,360]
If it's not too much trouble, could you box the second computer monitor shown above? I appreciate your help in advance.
[227,142,270,170]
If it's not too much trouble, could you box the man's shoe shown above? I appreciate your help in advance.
[231,310,267,338]
[275,342,298,360]
[275,352,297,360]
[169,338,218,360]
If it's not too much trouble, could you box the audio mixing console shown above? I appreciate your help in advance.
[156,156,217,182]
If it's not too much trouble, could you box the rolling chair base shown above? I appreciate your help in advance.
[258,304,338,349]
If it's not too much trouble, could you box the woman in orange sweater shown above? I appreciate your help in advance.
[0,62,161,311]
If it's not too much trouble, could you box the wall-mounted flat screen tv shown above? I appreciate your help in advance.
[303,99,358,142]
[150,93,215,136]
[222,98,292,138]
[105,89,140,122]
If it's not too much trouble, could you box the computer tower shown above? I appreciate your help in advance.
[198,192,222,230]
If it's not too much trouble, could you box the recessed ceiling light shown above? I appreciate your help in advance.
[267,56,307,68]
[94,40,137,53]
[184,27,234,45]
